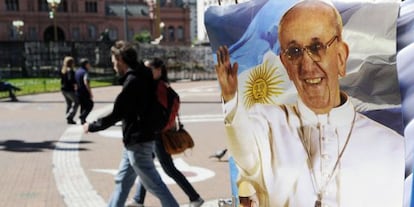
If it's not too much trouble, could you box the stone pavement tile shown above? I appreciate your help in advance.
[0,91,70,207]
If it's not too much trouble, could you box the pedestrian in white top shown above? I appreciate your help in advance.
[215,0,411,206]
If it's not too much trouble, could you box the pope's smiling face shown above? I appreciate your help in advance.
[279,1,348,114]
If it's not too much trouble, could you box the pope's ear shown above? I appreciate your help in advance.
[279,53,286,66]
[337,41,349,77]
[279,53,293,80]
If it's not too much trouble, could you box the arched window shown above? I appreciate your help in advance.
[58,0,68,12]
[168,26,175,42]
[5,0,19,11]
[177,26,184,41]
[28,27,38,40]
[108,28,118,41]
[85,1,98,13]
[88,24,97,40]
[159,0,166,7]
[175,0,184,7]
[38,0,48,11]
[9,25,16,40]
[72,27,80,41]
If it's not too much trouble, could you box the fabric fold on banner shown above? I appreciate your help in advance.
[397,0,414,51]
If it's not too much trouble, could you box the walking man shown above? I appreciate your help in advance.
[83,41,178,207]
[75,58,94,124]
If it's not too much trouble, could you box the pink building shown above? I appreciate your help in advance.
[0,0,191,45]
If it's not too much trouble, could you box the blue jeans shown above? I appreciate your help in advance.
[107,141,179,207]
[133,138,200,204]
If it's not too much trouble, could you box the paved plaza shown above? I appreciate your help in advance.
[0,80,235,207]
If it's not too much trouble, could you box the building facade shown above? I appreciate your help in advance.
[0,0,191,45]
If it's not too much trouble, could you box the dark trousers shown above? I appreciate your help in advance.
[0,82,19,101]
[78,95,93,123]
[62,90,79,121]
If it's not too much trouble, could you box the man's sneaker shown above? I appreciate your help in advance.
[67,119,76,125]
[189,197,204,207]
[125,199,144,207]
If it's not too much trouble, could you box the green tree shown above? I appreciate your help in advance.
[134,31,151,43]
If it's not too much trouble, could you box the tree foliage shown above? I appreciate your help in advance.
[134,31,151,43]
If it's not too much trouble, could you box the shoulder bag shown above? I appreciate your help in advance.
[161,114,194,155]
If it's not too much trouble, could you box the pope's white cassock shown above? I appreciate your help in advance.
[224,92,408,207]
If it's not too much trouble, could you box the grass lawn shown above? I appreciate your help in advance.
[0,77,115,99]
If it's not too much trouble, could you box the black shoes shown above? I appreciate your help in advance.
[66,118,86,125]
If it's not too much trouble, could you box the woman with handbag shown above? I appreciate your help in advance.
[126,58,204,207]
[84,42,178,207]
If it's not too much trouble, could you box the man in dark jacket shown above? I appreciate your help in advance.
[83,40,178,207]
[75,58,94,124]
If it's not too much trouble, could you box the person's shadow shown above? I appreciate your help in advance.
[0,139,90,152]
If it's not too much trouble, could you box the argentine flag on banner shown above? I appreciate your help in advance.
[205,0,402,133]
[205,0,414,205]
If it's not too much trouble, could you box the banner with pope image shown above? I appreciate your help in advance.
[204,0,411,204]
[205,0,403,132]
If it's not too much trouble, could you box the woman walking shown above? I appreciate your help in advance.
[60,56,79,124]
[126,58,204,207]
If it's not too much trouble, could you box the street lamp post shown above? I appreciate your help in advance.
[123,0,129,41]
[159,21,165,36]
[150,21,164,45]
[47,0,61,42]
[12,20,24,40]
[155,0,161,38]
[150,0,165,44]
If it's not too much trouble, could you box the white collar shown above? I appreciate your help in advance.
[296,92,355,127]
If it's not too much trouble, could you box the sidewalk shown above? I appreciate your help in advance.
[0,81,234,207]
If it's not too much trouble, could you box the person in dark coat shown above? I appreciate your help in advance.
[83,40,178,207]
[60,56,79,124]
[126,58,204,207]
[75,58,94,124]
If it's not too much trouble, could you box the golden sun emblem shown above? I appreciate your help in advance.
[243,60,284,108]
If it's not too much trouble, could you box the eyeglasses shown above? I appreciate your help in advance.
[282,35,338,65]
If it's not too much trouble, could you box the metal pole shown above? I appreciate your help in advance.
[124,0,128,41]
[53,9,58,41]
[155,0,160,38]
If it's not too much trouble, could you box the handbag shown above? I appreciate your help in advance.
[161,115,194,155]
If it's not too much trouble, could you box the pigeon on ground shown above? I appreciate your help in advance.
[209,148,228,161]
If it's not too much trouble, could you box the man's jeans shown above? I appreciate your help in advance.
[133,138,200,203]
[107,141,178,207]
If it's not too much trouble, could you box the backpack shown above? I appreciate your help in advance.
[153,80,180,132]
